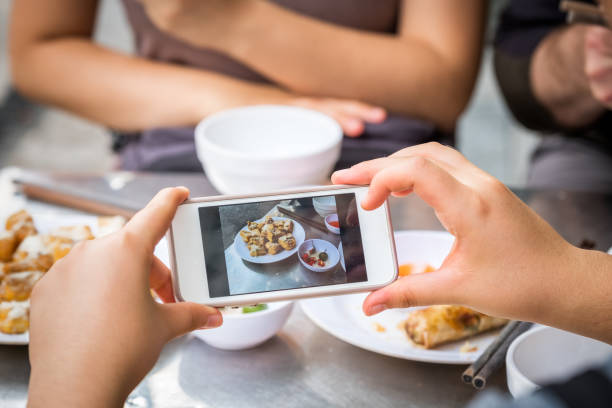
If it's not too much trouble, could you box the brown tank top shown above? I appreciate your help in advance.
[117,0,450,172]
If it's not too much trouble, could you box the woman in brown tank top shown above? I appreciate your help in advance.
[10,0,486,171]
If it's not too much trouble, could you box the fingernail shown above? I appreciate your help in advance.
[332,169,349,178]
[371,108,386,121]
[368,304,387,315]
[201,314,222,329]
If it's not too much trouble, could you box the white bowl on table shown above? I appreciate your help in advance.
[193,301,294,350]
[324,214,340,235]
[298,239,340,273]
[312,196,337,217]
[195,105,342,194]
[506,326,612,398]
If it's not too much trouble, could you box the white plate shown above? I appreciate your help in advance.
[0,208,137,346]
[0,210,105,345]
[301,230,502,364]
[233,217,305,264]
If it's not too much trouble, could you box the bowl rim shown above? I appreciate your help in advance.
[219,300,294,320]
[506,325,548,391]
[195,105,342,162]
[324,214,340,233]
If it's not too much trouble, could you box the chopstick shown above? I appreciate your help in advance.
[277,206,329,234]
[560,0,609,26]
[462,321,533,390]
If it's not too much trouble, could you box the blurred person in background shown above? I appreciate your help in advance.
[495,0,612,193]
[10,0,486,172]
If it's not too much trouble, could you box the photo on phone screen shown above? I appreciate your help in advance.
[198,193,367,297]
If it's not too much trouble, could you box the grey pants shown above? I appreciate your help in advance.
[528,136,612,193]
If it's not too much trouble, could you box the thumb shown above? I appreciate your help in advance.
[362,269,458,315]
[160,302,223,339]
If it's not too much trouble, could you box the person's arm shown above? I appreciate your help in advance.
[140,0,487,132]
[27,188,222,407]
[332,143,612,344]
[530,24,608,128]
[9,0,384,136]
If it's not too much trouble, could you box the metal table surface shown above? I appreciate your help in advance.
[1,171,611,408]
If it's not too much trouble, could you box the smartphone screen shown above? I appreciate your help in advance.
[198,193,367,297]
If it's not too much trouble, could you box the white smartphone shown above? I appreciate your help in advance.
[167,185,398,306]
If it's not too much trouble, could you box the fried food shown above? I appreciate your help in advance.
[240,230,255,243]
[0,230,17,262]
[0,271,43,301]
[3,254,54,273]
[403,305,508,349]
[248,244,266,257]
[241,216,297,257]
[247,221,261,231]
[265,242,282,255]
[278,234,296,250]
[0,301,29,334]
[6,210,37,244]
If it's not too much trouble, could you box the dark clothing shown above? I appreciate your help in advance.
[468,356,612,408]
[116,0,450,172]
[495,0,612,192]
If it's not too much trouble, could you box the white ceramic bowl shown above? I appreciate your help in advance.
[193,301,294,350]
[506,326,612,398]
[298,239,340,273]
[324,214,340,235]
[195,105,342,194]
[312,196,337,217]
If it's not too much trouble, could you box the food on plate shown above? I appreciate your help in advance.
[277,234,296,250]
[265,242,282,255]
[5,210,37,244]
[248,244,266,257]
[373,322,386,333]
[301,245,329,267]
[398,263,436,277]
[3,254,54,273]
[0,271,44,301]
[241,217,295,257]
[328,220,340,228]
[0,301,30,334]
[403,305,508,349]
[0,210,122,336]
[0,230,17,262]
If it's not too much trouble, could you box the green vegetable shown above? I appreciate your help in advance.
[242,304,268,314]
[318,252,329,261]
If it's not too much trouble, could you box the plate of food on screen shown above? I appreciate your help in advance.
[233,216,306,264]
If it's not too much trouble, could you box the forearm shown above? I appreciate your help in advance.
[531,25,604,128]
[535,246,612,344]
[10,39,291,132]
[168,1,482,131]
[229,3,476,131]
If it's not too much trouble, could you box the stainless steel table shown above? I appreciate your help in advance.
[1,172,611,408]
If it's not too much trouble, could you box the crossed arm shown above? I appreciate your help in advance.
[10,0,486,133]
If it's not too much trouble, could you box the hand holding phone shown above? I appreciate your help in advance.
[330,143,612,345]
[168,186,398,306]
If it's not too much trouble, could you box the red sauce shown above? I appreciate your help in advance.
[329,220,340,228]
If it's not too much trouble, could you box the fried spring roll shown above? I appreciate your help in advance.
[403,305,508,349]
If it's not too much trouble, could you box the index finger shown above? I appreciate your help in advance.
[125,187,190,251]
